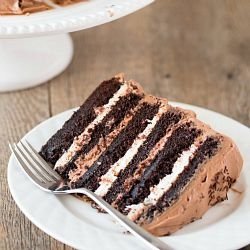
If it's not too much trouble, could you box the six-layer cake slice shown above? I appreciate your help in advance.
[40,74,243,236]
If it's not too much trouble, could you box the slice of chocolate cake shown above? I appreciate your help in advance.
[40,74,243,236]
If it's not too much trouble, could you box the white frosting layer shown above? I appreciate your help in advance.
[94,106,166,197]
[54,84,129,170]
[127,143,198,221]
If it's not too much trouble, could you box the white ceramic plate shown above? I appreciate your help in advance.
[0,0,154,38]
[8,102,250,250]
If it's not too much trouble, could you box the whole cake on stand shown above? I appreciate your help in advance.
[0,0,154,92]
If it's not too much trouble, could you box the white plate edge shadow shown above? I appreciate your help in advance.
[7,101,250,250]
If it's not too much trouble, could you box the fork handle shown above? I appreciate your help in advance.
[55,188,172,250]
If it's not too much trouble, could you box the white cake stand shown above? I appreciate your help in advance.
[0,0,154,92]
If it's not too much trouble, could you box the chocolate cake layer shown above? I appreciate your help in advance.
[40,77,122,165]
[142,136,220,221]
[117,123,201,212]
[71,103,160,190]
[57,93,142,179]
[103,109,183,204]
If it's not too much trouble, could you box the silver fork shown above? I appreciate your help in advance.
[9,140,171,250]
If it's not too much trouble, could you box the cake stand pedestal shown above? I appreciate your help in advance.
[0,34,73,92]
[0,0,154,92]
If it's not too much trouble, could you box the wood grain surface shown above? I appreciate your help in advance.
[1,1,250,249]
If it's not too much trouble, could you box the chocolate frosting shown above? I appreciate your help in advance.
[141,135,243,236]
[0,0,50,14]
[0,0,21,14]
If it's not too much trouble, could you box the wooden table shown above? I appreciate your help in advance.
[1,1,249,249]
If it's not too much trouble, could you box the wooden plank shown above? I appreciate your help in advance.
[0,86,72,249]
[148,0,250,126]
[50,0,250,126]
[0,84,67,249]
[50,3,156,114]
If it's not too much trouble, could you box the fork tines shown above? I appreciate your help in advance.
[9,140,61,188]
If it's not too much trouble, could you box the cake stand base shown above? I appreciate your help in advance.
[0,34,73,92]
